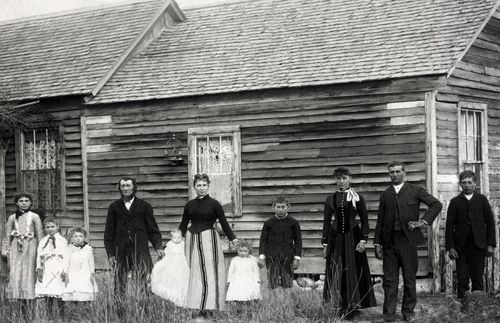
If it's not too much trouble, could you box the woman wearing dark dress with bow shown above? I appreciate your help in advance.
[179,173,238,315]
[322,167,376,316]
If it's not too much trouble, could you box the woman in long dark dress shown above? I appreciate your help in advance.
[179,173,238,315]
[322,167,376,315]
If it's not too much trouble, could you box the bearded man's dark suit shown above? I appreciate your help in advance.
[445,192,496,298]
[374,182,442,318]
[104,197,163,295]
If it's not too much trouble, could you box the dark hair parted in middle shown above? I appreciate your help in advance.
[333,167,351,177]
[117,176,138,193]
[193,173,211,186]
[14,192,33,204]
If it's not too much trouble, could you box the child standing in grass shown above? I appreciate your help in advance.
[35,217,68,319]
[258,195,302,289]
[151,229,189,307]
[5,193,44,318]
[62,227,98,303]
[226,239,262,303]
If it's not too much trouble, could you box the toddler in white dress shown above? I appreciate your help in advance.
[62,227,98,302]
[151,229,189,306]
[226,239,262,302]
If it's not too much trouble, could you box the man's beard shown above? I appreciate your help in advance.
[121,192,135,201]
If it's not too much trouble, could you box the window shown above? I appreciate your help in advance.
[17,127,64,213]
[458,102,488,193]
[188,126,241,216]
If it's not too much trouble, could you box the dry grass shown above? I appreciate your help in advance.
[0,270,342,323]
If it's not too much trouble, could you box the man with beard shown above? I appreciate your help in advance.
[104,177,164,296]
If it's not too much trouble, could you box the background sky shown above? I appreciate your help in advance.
[0,0,233,22]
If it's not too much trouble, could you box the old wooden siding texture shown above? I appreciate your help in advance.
[436,10,500,287]
[82,83,432,274]
[3,104,85,234]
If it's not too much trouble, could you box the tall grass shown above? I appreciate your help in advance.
[0,269,343,323]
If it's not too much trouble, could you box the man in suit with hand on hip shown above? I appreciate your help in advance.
[445,170,496,299]
[374,161,442,322]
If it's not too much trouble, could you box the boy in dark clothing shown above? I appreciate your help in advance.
[445,170,496,299]
[258,195,302,289]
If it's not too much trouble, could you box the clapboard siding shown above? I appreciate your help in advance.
[2,103,85,235]
[79,80,433,274]
[437,11,500,290]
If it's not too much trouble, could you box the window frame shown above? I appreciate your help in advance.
[457,101,489,195]
[187,125,242,217]
[15,125,66,214]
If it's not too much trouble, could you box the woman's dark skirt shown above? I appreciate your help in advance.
[323,225,377,311]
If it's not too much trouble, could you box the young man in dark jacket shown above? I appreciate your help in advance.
[445,170,496,299]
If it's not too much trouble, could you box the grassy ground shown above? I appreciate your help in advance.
[1,273,499,322]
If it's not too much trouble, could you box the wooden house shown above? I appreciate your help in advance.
[1,0,499,293]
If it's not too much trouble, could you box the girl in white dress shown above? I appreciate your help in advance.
[151,229,189,306]
[62,227,98,302]
[35,217,68,319]
[226,240,262,302]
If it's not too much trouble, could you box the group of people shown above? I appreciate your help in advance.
[3,160,496,322]
[4,193,97,320]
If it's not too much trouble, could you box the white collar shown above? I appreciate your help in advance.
[393,182,404,193]
[464,193,474,200]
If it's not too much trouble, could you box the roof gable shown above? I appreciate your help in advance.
[90,0,498,103]
[0,0,163,101]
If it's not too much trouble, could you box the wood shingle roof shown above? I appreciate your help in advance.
[0,0,162,101]
[1,0,498,103]
[89,0,499,103]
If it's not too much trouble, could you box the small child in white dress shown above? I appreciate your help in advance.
[62,227,98,302]
[151,229,189,306]
[35,217,68,319]
[226,239,262,303]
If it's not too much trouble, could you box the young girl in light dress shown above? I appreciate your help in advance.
[151,229,189,306]
[62,227,98,302]
[226,240,262,303]
[5,193,43,317]
[35,217,68,319]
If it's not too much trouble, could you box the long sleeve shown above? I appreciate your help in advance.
[445,199,456,250]
[483,196,496,247]
[64,246,71,274]
[215,201,236,241]
[293,220,302,257]
[33,213,43,242]
[374,193,385,245]
[322,196,333,245]
[36,237,45,270]
[179,204,190,236]
[89,246,96,273]
[259,222,268,256]
[227,258,236,283]
[418,187,443,225]
[357,194,369,240]
[252,258,260,282]
[104,204,116,258]
[5,214,14,237]
[144,202,163,250]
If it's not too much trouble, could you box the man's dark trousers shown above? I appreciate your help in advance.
[456,235,486,299]
[382,231,418,317]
